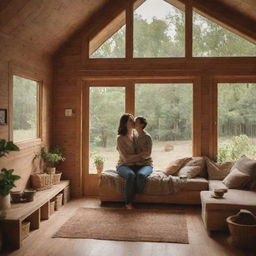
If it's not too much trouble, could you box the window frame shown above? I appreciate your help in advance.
[8,64,43,146]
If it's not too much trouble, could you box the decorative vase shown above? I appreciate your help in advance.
[0,193,11,210]
[96,164,104,174]
[46,167,56,174]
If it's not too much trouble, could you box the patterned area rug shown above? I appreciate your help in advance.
[53,207,189,243]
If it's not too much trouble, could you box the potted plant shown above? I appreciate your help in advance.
[94,155,104,174]
[0,139,20,210]
[35,146,65,174]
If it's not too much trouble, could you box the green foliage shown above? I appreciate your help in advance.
[35,146,65,168]
[0,169,20,196]
[0,139,20,157]
[93,155,105,165]
[0,139,20,196]
[218,135,256,162]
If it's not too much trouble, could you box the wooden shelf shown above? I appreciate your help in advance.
[0,180,70,250]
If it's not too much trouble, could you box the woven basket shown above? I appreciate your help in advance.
[227,209,256,249]
[55,194,63,211]
[52,173,62,185]
[31,173,52,191]
[21,221,30,240]
[50,201,55,215]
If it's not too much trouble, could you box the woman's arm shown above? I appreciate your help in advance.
[117,136,145,163]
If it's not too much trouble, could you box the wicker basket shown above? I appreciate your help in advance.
[21,221,30,240]
[55,194,63,211]
[227,209,256,249]
[50,201,55,215]
[52,173,62,185]
[31,173,52,191]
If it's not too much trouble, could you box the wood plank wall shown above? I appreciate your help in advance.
[53,0,256,197]
[0,33,52,192]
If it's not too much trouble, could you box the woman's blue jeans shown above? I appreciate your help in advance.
[117,165,153,204]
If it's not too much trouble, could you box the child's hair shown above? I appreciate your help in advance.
[136,116,147,129]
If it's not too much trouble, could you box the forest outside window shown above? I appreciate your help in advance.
[218,83,256,162]
[13,75,40,142]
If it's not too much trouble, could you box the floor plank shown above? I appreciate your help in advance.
[1,197,254,256]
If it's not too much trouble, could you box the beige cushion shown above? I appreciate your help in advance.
[179,177,208,191]
[164,157,191,176]
[201,190,256,211]
[183,157,207,177]
[206,159,234,180]
[178,166,201,178]
[223,167,251,189]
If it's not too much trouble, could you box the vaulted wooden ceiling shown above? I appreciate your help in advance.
[0,0,255,57]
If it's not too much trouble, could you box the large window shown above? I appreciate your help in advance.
[193,12,256,57]
[133,0,185,58]
[218,83,256,161]
[135,83,192,169]
[13,75,39,142]
[89,87,125,173]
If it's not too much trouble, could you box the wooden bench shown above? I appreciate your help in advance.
[0,180,70,249]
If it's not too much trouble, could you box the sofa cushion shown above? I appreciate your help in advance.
[179,177,208,191]
[201,190,256,211]
[208,180,228,191]
[178,166,201,178]
[164,157,191,176]
[183,157,207,178]
[223,167,251,189]
[206,159,233,180]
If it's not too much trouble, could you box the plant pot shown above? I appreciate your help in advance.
[46,167,56,174]
[0,194,11,210]
[96,164,104,174]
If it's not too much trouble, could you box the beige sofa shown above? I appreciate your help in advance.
[201,180,256,231]
[99,176,208,205]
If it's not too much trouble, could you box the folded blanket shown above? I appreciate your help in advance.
[100,169,187,195]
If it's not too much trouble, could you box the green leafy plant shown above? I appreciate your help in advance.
[94,155,104,166]
[35,146,65,168]
[0,139,20,197]
[218,135,256,162]
[0,139,19,157]
[0,169,20,196]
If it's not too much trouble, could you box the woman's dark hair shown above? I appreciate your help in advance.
[136,116,147,129]
[118,113,134,136]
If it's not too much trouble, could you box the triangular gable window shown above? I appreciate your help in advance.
[193,12,256,57]
[133,0,185,58]
[90,25,126,58]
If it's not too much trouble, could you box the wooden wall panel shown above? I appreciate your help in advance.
[0,33,52,192]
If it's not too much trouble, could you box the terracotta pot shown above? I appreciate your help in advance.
[96,164,104,174]
[0,194,11,210]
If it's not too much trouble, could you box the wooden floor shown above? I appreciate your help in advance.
[2,198,254,256]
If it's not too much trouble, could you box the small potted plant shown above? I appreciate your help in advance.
[35,146,65,174]
[94,155,104,174]
[0,139,20,210]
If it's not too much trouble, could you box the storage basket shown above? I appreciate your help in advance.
[55,194,63,211]
[21,221,30,240]
[52,173,62,185]
[227,209,256,249]
[50,201,55,215]
[31,173,52,191]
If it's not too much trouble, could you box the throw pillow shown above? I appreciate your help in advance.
[206,159,234,180]
[183,157,207,177]
[223,167,251,189]
[178,166,201,178]
[164,157,191,176]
